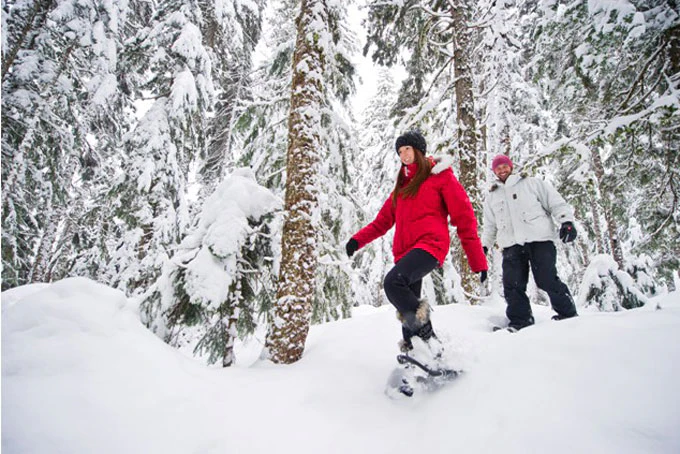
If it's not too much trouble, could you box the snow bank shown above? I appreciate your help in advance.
[3,278,680,453]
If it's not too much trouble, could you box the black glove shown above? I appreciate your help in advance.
[345,238,359,257]
[559,222,577,243]
[483,246,488,256]
[480,270,488,283]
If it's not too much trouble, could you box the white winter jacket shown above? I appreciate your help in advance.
[482,173,574,250]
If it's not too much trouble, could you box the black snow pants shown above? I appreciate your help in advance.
[502,241,577,325]
[383,248,438,316]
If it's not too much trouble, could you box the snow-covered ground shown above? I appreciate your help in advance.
[3,277,679,453]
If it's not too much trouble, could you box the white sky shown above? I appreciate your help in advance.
[348,0,406,116]
[348,1,379,114]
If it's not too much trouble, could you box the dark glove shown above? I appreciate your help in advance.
[345,238,359,257]
[559,222,577,243]
[483,246,488,256]
[480,270,488,283]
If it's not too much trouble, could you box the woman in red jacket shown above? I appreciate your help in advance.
[345,131,487,355]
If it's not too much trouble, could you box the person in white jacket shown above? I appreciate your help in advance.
[482,154,578,331]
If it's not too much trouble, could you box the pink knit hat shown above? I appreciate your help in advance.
[491,155,513,171]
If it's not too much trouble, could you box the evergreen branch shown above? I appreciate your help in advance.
[616,41,666,114]
[413,4,450,20]
[261,166,286,183]
[1,0,55,83]
[467,0,499,28]
[477,78,500,99]
[618,72,664,115]
[423,56,455,99]
[636,206,677,249]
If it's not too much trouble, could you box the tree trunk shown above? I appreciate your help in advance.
[29,209,61,283]
[222,299,239,367]
[265,0,326,364]
[588,184,607,255]
[591,147,625,268]
[451,1,480,299]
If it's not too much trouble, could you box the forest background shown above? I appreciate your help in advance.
[2,0,679,365]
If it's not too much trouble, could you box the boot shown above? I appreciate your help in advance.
[552,313,578,321]
[508,315,535,331]
[416,320,435,342]
[397,301,432,353]
[399,325,414,353]
[399,320,437,352]
[398,302,445,370]
[397,300,432,333]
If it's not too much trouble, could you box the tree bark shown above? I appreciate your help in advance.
[451,1,481,299]
[265,0,326,364]
[29,208,60,283]
[588,186,607,255]
[591,148,625,268]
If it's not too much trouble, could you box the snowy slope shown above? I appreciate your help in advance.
[2,277,679,453]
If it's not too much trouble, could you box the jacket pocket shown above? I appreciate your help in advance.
[523,207,547,223]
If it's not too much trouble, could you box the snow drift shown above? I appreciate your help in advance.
[3,277,680,453]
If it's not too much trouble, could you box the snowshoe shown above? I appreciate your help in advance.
[396,354,460,379]
[392,353,462,395]
[551,313,578,321]
[385,361,420,398]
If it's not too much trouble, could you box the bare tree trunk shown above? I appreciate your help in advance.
[265,0,326,364]
[29,209,60,283]
[502,124,511,156]
[451,1,481,298]
[592,148,625,268]
[588,185,607,255]
[222,299,239,367]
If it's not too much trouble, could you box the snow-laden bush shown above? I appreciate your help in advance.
[141,168,281,366]
[577,254,648,311]
[626,254,662,297]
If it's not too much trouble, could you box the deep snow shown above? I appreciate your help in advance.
[2,277,679,453]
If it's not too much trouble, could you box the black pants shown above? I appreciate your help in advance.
[502,241,577,324]
[383,248,438,315]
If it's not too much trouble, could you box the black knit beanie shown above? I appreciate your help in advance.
[395,130,427,155]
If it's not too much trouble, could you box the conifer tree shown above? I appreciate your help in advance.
[233,0,297,191]
[265,0,330,364]
[198,0,265,192]
[578,254,648,311]
[1,0,132,289]
[237,0,358,326]
[449,0,482,297]
[142,169,280,367]
[364,0,486,301]
[104,0,235,295]
[310,0,358,323]
[530,0,679,286]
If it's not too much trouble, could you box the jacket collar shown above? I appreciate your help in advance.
[397,155,454,181]
[490,172,526,192]
[401,162,419,187]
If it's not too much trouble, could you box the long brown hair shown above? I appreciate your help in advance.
[391,149,431,206]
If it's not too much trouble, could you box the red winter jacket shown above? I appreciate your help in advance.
[352,156,487,272]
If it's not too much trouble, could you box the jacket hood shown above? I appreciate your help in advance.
[431,155,454,175]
